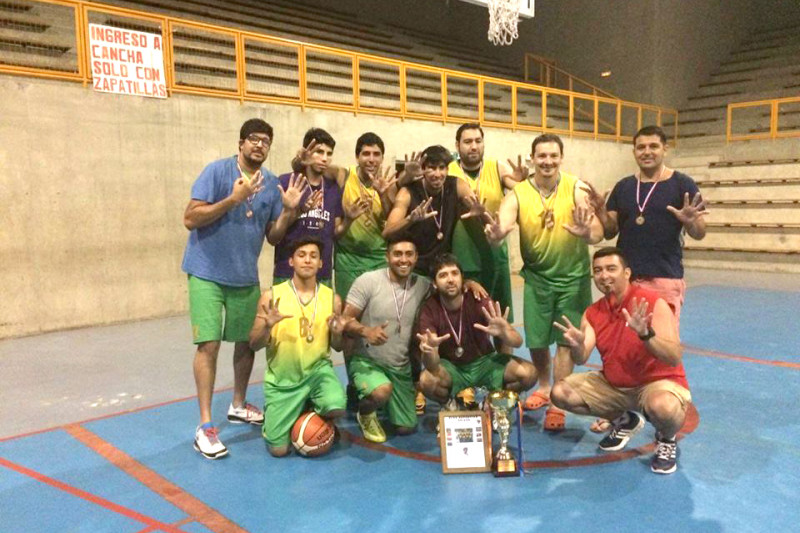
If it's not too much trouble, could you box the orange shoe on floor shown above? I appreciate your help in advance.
[544,408,565,432]
[523,390,550,411]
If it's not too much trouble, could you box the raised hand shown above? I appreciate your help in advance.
[621,297,652,337]
[408,197,438,223]
[370,165,399,196]
[294,139,319,169]
[416,328,451,355]
[281,172,310,210]
[667,192,708,226]
[232,169,264,204]
[483,212,505,243]
[399,151,425,186]
[562,204,595,239]
[552,314,585,348]
[474,300,511,337]
[364,320,390,345]
[327,299,353,336]
[258,297,293,329]
[507,155,529,182]
[302,188,323,213]
[344,195,371,221]
[579,180,610,214]
[460,194,488,221]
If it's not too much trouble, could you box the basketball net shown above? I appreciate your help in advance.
[487,0,520,46]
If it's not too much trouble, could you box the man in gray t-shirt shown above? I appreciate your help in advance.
[343,238,431,442]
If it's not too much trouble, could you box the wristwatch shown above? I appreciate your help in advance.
[638,326,656,342]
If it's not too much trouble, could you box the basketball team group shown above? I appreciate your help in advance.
[182,119,707,475]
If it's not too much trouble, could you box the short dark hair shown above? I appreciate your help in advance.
[421,145,453,168]
[289,236,323,256]
[531,133,563,156]
[302,128,336,150]
[355,132,385,156]
[592,246,629,269]
[430,253,462,278]
[385,235,416,251]
[455,123,484,142]
[240,118,273,141]
[633,125,667,145]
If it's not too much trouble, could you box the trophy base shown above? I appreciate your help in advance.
[492,459,520,477]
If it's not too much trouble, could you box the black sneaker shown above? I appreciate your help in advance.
[651,435,678,474]
[598,411,645,451]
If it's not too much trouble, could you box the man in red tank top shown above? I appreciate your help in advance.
[550,247,692,474]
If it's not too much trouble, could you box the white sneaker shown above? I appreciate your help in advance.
[194,425,228,459]
[227,401,264,425]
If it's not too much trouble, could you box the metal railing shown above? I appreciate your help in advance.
[0,0,679,142]
[727,96,800,141]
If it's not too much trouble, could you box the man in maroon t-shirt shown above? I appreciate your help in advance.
[551,247,691,474]
[416,254,536,406]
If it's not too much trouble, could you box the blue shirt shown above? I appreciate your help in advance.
[606,171,701,279]
[181,156,282,287]
[272,173,343,280]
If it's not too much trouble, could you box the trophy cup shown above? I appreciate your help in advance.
[488,390,520,477]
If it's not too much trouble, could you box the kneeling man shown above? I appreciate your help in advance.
[417,254,537,406]
[551,246,691,474]
[249,237,348,457]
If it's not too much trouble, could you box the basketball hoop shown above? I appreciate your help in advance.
[487,0,521,46]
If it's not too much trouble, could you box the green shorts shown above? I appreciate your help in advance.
[262,359,346,447]
[439,352,511,395]
[334,250,386,299]
[522,274,591,349]
[188,275,261,344]
[349,355,417,429]
[272,276,331,288]
[463,266,514,323]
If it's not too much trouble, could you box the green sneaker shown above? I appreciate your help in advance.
[357,411,387,443]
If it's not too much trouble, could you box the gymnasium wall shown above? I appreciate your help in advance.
[0,75,636,339]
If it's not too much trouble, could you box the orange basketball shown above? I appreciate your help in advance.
[291,411,335,457]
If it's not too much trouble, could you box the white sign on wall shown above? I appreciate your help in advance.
[89,23,167,98]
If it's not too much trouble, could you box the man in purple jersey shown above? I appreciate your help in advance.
[273,128,370,287]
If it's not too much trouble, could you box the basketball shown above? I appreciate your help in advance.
[291,411,335,457]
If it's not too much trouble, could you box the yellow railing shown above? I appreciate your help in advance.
[1,0,679,142]
[727,96,800,141]
[524,53,617,99]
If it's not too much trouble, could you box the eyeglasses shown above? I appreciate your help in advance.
[246,135,272,147]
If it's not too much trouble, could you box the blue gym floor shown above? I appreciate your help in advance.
[1,283,799,533]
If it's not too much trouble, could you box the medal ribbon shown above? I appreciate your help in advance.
[387,269,410,331]
[439,296,464,352]
[289,278,319,339]
[635,165,666,218]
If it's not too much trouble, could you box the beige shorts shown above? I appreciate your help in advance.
[562,371,692,421]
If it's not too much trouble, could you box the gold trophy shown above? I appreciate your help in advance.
[488,390,520,477]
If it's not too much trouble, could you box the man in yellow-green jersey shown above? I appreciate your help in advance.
[484,133,603,431]
[249,236,350,457]
[448,123,526,328]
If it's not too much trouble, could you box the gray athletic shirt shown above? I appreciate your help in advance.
[347,268,431,368]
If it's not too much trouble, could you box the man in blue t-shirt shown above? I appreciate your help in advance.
[182,118,308,459]
[584,125,706,433]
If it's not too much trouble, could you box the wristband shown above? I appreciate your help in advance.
[638,326,656,342]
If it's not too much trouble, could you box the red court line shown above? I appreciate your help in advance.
[135,516,194,533]
[682,343,800,370]
[0,455,187,533]
[65,425,249,533]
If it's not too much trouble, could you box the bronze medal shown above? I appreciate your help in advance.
[436,232,444,240]
[635,214,645,225]
[455,347,464,358]
[246,209,253,218]
[306,334,314,343]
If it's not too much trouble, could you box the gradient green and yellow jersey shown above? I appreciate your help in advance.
[448,158,509,273]
[514,172,590,288]
[336,166,386,258]
[265,281,334,386]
